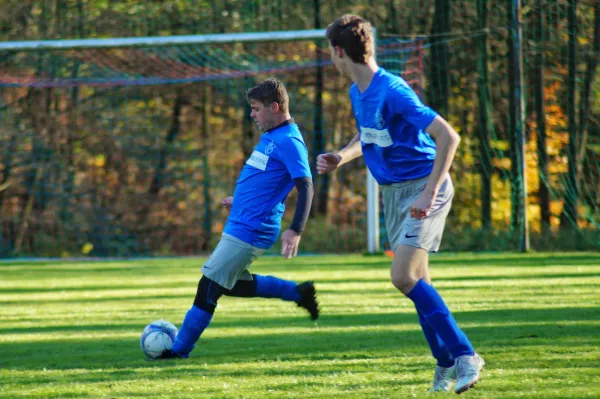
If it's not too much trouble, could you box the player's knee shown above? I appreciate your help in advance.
[223,277,257,297]
[391,274,419,296]
[193,276,225,314]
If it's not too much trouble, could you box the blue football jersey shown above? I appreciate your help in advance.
[224,121,312,249]
[350,68,438,185]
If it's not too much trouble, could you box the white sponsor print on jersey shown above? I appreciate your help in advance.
[246,150,269,171]
[360,126,393,147]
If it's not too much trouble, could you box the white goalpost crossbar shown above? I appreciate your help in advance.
[0,30,327,50]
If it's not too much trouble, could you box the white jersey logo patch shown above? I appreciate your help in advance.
[360,126,393,148]
[265,140,276,155]
[246,150,269,171]
[375,110,385,129]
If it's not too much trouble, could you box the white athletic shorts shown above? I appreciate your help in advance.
[381,174,454,252]
[201,233,265,289]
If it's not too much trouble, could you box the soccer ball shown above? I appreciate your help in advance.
[140,319,178,359]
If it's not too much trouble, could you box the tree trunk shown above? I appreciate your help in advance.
[429,0,451,115]
[534,0,551,234]
[507,0,529,250]
[139,90,184,225]
[575,2,600,205]
[313,0,327,215]
[241,78,256,160]
[560,0,579,228]
[14,166,44,255]
[476,0,493,230]
[200,84,212,251]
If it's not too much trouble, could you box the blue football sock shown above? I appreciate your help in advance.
[172,305,212,358]
[407,279,474,359]
[255,274,300,302]
[417,308,454,367]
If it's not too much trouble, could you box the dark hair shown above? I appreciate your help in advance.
[326,14,375,64]
[246,78,289,113]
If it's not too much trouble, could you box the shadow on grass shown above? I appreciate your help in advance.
[3,305,598,335]
[1,254,598,281]
[0,282,188,295]
[428,254,600,268]
[2,268,598,302]
[314,271,600,286]
[1,306,598,377]
[0,293,190,305]
[0,264,192,276]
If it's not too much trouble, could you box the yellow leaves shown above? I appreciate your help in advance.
[578,36,590,45]
[213,221,224,233]
[95,154,106,168]
[492,157,511,170]
[87,154,106,168]
[81,242,94,255]
[460,151,475,167]
[548,162,569,174]
[546,108,567,129]
[543,81,561,101]
[549,200,563,216]
[208,116,224,125]
[491,140,509,151]
[492,198,512,224]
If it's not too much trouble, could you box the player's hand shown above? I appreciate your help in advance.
[221,196,233,210]
[316,153,342,175]
[409,192,434,220]
[281,229,301,259]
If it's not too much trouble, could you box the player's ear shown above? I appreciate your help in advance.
[271,102,280,113]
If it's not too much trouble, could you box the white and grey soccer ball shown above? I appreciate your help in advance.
[140,319,178,359]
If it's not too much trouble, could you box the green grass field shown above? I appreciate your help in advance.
[1,253,599,398]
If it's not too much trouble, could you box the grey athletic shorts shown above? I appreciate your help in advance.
[381,174,454,252]
[200,233,265,289]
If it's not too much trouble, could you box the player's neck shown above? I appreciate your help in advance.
[274,113,291,125]
[268,113,292,131]
[350,59,379,94]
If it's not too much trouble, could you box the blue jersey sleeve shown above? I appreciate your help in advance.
[388,84,438,130]
[278,136,312,179]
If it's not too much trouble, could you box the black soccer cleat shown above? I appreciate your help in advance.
[296,281,320,321]
[151,349,182,361]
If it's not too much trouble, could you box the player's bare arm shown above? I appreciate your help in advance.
[409,116,461,219]
[316,133,362,174]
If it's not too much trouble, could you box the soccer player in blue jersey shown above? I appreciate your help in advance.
[158,78,319,360]
[317,15,484,394]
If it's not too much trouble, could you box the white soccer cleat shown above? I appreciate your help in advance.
[454,352,485,394]
[428,364,457,393]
